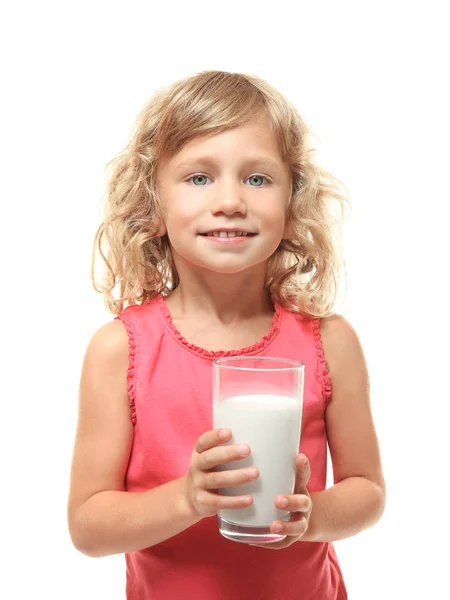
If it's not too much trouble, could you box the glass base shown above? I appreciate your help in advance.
[218,516,287,545]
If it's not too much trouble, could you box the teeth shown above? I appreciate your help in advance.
[207,231,249,238]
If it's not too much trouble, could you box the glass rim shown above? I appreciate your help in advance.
[213,356,304,372]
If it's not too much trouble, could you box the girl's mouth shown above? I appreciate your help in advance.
[199,231,256,239]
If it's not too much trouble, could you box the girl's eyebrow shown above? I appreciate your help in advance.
[173,155,282,171]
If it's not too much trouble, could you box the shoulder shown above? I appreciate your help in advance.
[293,309,361,357]
[90,318,129,349]
[83,319,130,371]
[319,313,367,378]
[319,313,361,350]
[115,298,160,332]
[319,313,369,393]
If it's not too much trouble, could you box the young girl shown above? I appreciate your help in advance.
[68,70,386,599]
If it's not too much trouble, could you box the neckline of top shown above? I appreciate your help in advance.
[154,293,283,360]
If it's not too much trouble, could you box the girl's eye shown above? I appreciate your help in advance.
[187,174,269,187]
[247,175,267,187]
[189,174,210,186]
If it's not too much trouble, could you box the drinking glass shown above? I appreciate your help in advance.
[213,356,304,544]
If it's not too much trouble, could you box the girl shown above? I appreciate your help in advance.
[68,70,386,599]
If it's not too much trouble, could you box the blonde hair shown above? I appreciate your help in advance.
[92,70,351,318]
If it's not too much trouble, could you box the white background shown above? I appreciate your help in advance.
[1,1,449,598]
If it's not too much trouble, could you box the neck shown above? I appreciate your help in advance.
[165,265,274,326]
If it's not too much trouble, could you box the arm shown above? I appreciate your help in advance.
[67,320,201,558]
[301,315,386,543]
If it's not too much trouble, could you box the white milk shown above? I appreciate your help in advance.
[213,394,301,526]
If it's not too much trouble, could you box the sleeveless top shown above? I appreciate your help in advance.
[115,294,347,600]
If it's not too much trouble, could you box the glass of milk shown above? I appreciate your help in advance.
[213,356,304,545]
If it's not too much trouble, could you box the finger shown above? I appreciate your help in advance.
[249,539,288,550]
[294,454,311,493]
[275,493,311,513]
[205,465,259,489]
[270,517,308,537]
[195,429,231,453]
[196,489,254,510]
[198,442,251,471]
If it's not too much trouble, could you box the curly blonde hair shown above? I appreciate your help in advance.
[92,70,351,318]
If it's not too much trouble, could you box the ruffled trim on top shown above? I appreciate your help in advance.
[114,313,137,425]
[312,317,332,406]
[156,294,282,360]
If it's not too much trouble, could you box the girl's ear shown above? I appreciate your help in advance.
[154,211,167,237]
[283,192,294,240]
[155,222,167,237]
[283,219,293,240]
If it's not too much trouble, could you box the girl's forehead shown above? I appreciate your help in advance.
[164,120,281,166]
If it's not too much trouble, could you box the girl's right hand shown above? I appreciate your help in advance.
[183,428,259,519]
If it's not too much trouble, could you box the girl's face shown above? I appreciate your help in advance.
[156,115,292,277]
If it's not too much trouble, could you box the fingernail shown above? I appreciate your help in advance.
[219,429,230,439]
[273,524,283,533]
[237,444,250,455]
[278,496,288,508]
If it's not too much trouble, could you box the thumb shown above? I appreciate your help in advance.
[294,454,311,492]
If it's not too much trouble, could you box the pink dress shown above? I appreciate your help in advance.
[115,294,347,599]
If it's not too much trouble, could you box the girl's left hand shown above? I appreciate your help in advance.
[250,453,312,550]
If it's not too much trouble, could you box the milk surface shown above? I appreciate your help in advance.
[213,394,301,526]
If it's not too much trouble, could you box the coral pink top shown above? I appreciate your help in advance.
[115,294,347,600]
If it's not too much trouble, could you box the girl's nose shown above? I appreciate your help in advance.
[210,182,247,216]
